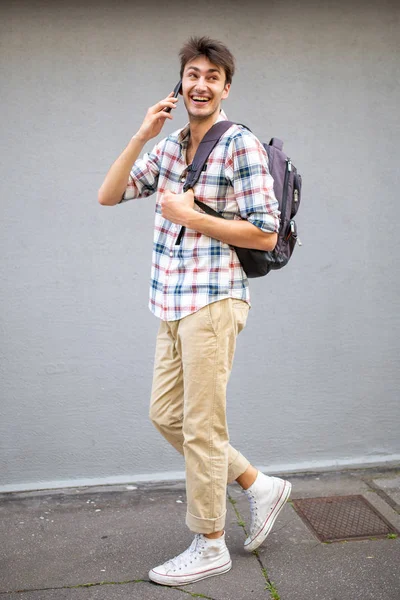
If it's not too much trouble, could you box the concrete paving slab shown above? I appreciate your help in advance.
[267,528,399,600]
[0,484,191,593]
[372,475,400,507]
[4,581,186,599]
[286,471,372,499]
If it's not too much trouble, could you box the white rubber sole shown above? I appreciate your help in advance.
[244,479,292,552]
[149,559,232,586]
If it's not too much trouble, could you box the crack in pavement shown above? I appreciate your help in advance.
[361,477,400,515]
[0,580,144,595]
[227,493,280,599]
[1,579,217,599]
[266,512,298,535]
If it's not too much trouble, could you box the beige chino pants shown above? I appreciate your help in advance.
[149,298,251,533]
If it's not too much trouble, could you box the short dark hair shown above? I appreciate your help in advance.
[179,36,235,84]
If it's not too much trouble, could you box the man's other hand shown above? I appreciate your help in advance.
[161,189,195,226]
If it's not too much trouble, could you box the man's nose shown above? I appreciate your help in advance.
[195,77,208,91]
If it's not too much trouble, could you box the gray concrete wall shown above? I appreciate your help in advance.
[1,0,399,492]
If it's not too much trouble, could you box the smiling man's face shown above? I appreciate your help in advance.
[182,55,231,122]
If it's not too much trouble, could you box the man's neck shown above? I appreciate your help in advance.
[188,110,221,149]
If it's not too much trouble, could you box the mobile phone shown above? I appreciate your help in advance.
[164,80,182,113]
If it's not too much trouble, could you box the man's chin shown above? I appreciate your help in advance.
[187,107,219,122]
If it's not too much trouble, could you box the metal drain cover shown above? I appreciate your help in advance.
[292,495,398,542]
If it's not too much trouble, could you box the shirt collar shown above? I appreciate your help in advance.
[178,109,229,147]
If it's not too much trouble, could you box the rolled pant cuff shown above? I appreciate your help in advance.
[227,451,250,484]
[186,509,227,534]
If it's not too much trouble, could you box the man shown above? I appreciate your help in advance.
[98,36,291,587]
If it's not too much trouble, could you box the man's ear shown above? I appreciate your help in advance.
[222,83,231,100]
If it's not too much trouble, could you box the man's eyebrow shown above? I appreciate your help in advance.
[186,66,222,74]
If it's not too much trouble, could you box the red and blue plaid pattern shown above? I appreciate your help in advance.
[121,112,280,321]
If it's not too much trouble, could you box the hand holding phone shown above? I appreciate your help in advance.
[135,81,182,143]
[164,80,182,113]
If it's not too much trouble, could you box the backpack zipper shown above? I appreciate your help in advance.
[290,220,302,246]
[281,159,291,227]
[285,220,302,246]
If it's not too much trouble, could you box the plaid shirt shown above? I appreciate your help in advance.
[121,111,279,321]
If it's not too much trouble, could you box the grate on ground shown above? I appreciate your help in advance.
[292,495,398,542]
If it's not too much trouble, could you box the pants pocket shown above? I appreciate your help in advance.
[207,299,223,336]
[232,300,249,334]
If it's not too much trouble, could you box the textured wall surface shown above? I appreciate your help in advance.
[1,0,399,491]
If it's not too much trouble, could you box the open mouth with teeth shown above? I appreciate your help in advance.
[191,96,211,105]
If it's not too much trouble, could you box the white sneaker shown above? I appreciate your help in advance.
[243,472,292,552]
[149,532,232,586]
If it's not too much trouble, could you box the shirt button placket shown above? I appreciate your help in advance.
[163,250,174,318]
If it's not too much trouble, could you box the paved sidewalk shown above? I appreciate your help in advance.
[0,467,399,600]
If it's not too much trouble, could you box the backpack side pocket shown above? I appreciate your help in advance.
[291,172,302,217]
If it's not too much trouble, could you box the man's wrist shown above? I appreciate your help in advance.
[185,207,203,230]
[131,132,148,145]
[182,190,196,228]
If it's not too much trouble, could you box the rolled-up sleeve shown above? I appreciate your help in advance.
[226,131,280,233]
[120,139,163,203]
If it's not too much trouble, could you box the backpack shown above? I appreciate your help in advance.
[178,120,302,278]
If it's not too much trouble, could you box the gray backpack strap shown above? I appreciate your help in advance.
[175,120,234,245]
[269,138,284,151]
[183,120,234,192]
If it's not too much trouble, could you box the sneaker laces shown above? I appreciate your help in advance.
[244,488,258,529]
[166,534,206,571]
